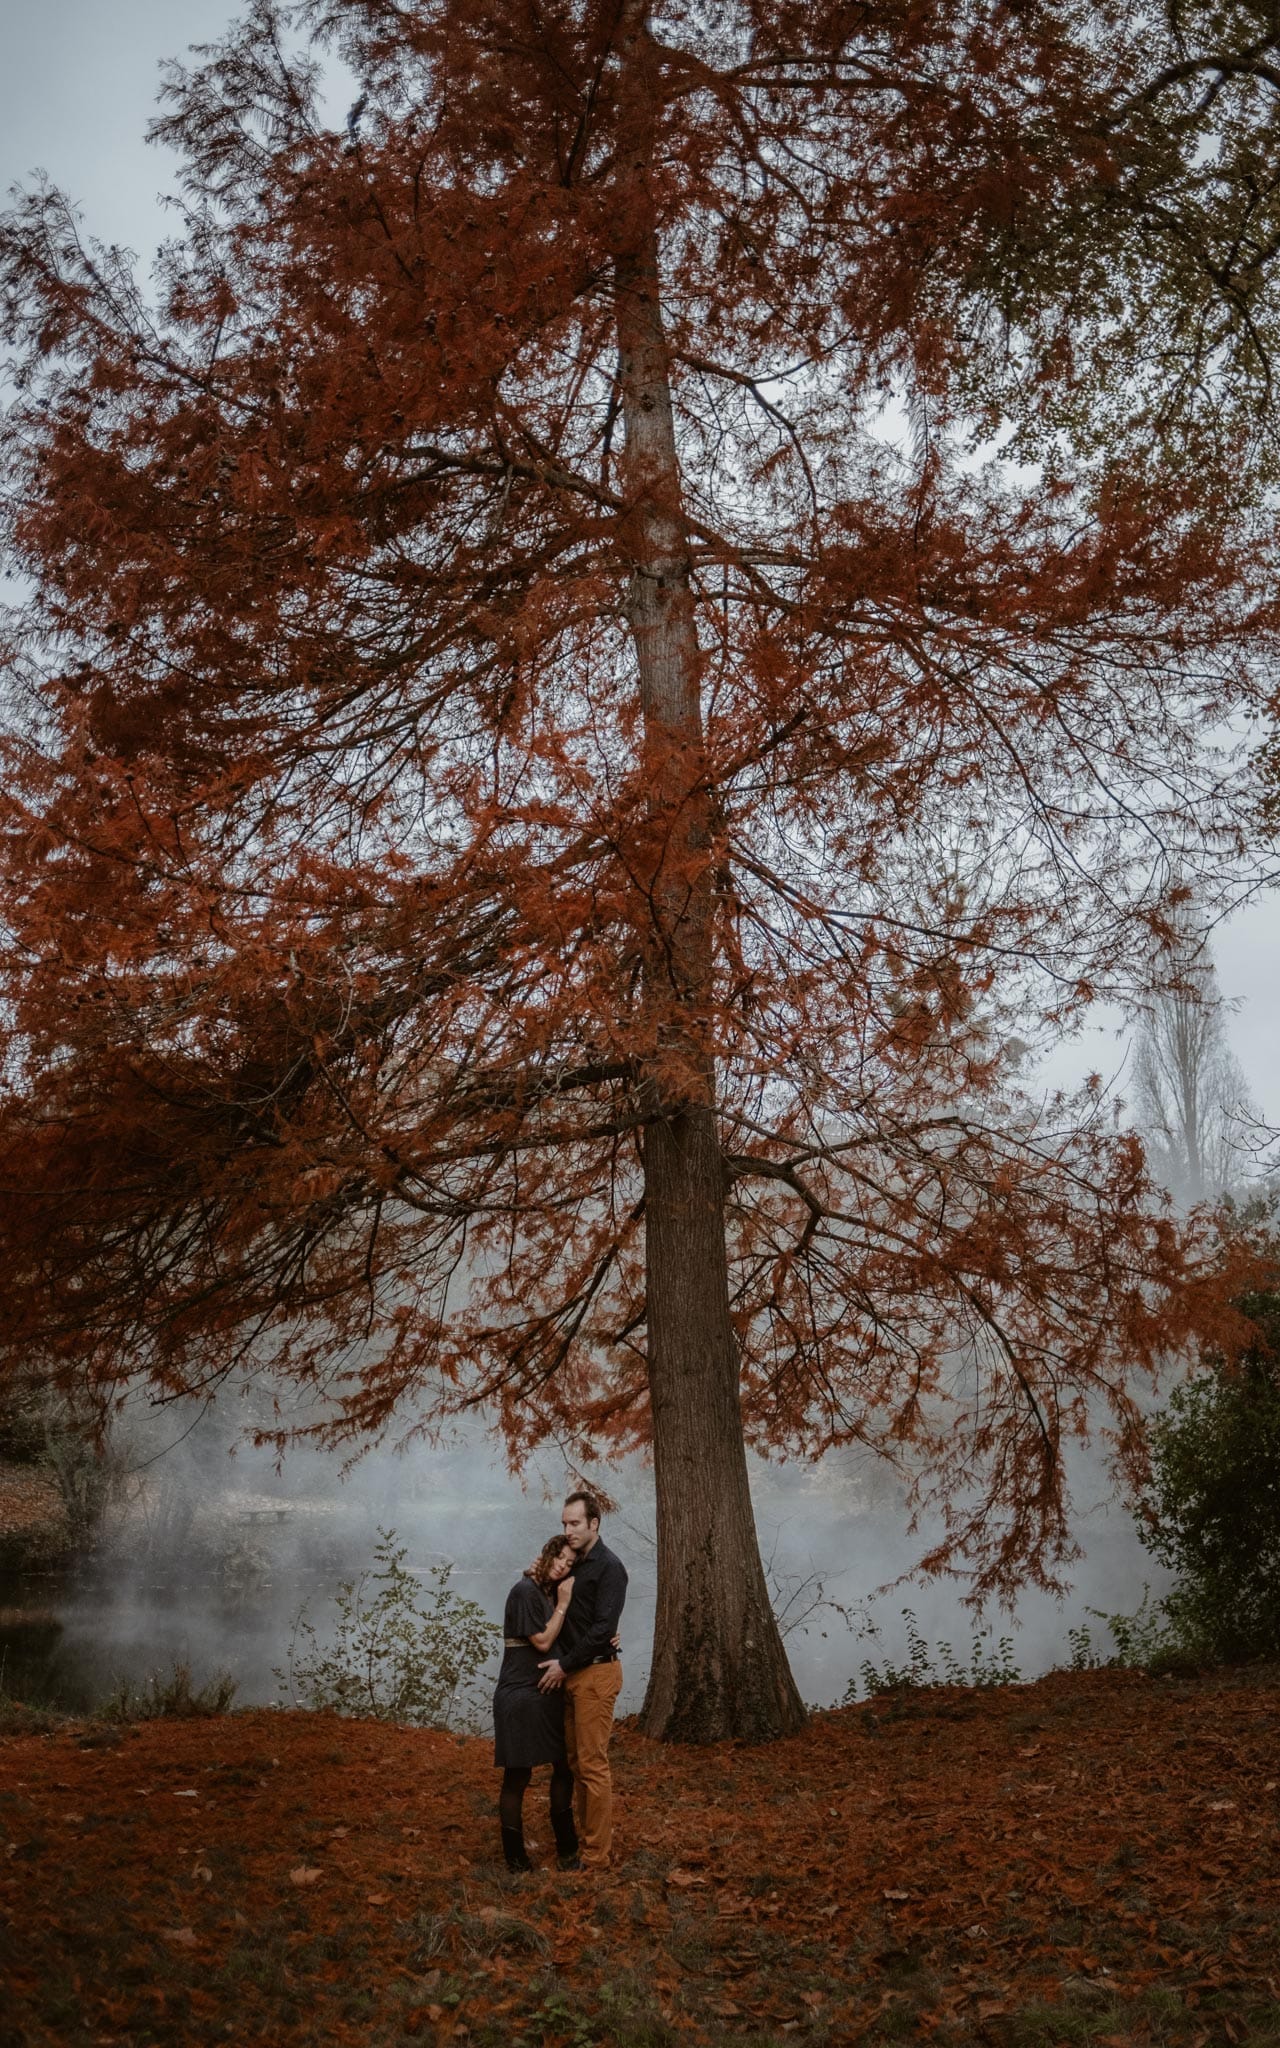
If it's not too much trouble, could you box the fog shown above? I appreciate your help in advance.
[8,1379,1168,1722]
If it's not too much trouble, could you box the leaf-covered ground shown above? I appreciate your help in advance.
[0,1463,59,1532]
[2,1668,1277,2047]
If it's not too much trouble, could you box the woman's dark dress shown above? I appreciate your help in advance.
[492,1577,567,1769]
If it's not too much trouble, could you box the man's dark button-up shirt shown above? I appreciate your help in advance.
[557,1536,628,1672]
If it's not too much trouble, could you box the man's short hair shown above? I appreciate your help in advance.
[564,1489,601,1526]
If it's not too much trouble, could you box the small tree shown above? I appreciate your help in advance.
[1138,1287,1280,1664]
[0,1374,131,1552]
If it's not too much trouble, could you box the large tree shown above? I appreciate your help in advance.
[1,0,1277,1740]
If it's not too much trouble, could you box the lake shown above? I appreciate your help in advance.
[0,1424,1167,1721]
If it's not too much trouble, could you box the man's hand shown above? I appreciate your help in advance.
[537,1658,566,1693]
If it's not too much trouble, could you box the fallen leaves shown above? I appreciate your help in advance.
[0,1460,66,1539]
[3,1668,1279,2046]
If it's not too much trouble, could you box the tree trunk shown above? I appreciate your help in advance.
[641,1104,808,1742]
[613,9,806,1743]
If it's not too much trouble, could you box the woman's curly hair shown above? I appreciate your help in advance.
[526,1535,572,1589]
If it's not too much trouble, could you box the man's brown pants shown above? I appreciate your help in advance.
[563,1661,623,1864]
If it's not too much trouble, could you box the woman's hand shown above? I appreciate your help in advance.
[611,1632,621,1650]
[556,1577,575,1606]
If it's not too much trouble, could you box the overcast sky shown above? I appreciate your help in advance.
[3,0,1277,1127]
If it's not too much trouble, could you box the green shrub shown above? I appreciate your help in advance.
[1136,1291,1280,1665]
[276,1526,499,1729]
[845,1607,1021,1699]
[1064,1586,1193,1675]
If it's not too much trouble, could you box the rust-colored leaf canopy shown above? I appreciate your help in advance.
[0,0,1275,1594]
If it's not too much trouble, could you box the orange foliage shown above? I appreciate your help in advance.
[0,0,1278,1721]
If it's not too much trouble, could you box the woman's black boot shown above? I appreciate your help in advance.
[501,1825,533,1873]
[550,1807,580,1872]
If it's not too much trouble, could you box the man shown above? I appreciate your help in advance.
[537,1490,628,1869]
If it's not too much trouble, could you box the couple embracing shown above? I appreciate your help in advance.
[492,1491,628,1873]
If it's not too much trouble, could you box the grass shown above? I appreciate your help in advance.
[97,1657,238,1722]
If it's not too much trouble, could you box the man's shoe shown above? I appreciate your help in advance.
[500,1825,533,1873]
[556,1850,582,1871]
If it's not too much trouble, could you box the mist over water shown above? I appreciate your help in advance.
[7,1385,1169,1720]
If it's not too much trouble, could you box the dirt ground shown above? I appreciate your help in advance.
[1,1667,1277,2047]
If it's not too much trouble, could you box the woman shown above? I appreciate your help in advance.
[493,1535,580,1872]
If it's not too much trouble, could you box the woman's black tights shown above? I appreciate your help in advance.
[549,1761,575,1829]
[499,1767,531,1834]
[500,1762,575,1834]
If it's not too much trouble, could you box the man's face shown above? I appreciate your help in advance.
[562,1501,598,1553]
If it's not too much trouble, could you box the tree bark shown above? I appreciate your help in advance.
[640,1103,808,1742]
[613,10,806,1743]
